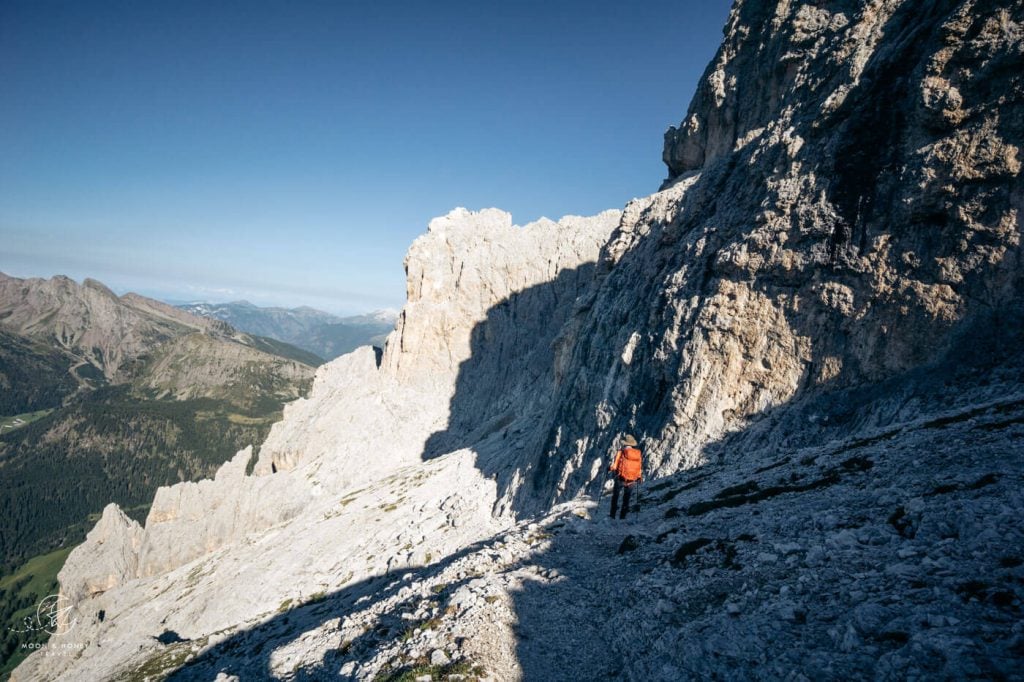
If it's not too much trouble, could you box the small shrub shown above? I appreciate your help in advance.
[373,657,487,682]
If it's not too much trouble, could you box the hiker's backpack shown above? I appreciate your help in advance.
[617,447,643,481]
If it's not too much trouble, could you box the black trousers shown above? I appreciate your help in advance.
[609,477,637,519]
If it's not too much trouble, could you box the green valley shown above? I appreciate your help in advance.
[0,273,318,633]
[0,547,73,680]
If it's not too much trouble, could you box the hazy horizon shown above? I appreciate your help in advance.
[1,1,731,315]
[0,266,399,317]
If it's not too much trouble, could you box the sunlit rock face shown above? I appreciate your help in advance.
[40,208,619,615]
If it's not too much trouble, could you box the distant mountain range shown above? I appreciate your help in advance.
[176,300,397,361]
[0,272,317,573]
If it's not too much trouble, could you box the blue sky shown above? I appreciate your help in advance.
[1,1,731,315]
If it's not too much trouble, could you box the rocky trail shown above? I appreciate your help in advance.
[439,391,1023,681]
[14,372,1023,681]
[504,514,628,681]
[129,386,1023,681]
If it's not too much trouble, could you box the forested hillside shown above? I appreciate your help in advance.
[0,386,285,572]
[0,274,316,572]
[0,331,80,415]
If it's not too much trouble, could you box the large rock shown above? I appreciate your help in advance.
[57,504,143,625]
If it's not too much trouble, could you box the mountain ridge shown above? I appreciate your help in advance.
[176,300,397,361]
[0,273,317,571]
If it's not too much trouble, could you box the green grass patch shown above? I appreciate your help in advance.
[374,658,487,682]
[0,546,72,594]
[305,591,327,605]
[399,616,443,643]
[0,546,74,679]
[111,635,208,682]
[0,409,54,434]
[224,412,277,426]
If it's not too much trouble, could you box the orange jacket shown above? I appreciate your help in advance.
[610,446,643,482]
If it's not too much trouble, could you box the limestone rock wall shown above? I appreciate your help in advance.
[57,504,143,618]
[53,209,619,599]
[509,0,1024,510]
[19,450,502,682]
[254,208,620,479]
[383,208,622,386]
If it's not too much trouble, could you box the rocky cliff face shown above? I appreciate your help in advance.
[522,0,1024,507]
[255,209,620,480]
[15,0,1022,679]
[39,210,618,596]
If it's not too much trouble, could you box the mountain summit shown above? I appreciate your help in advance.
[14,0,1024,679]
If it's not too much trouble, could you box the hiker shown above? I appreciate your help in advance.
[608,434,642,519]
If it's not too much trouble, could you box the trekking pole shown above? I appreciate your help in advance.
[597,467,612,519]
[633,472,643,521]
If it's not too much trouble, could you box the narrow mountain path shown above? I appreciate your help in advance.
[510,507,647,681]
